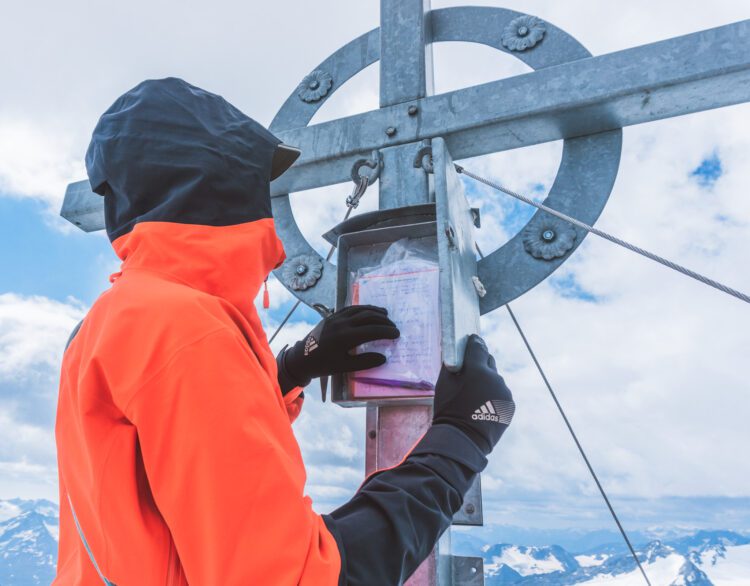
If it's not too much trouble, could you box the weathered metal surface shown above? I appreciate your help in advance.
[272,17,750,191]
[451,556,484,586]
[371,4,441,584]
[60,180,104,233]
[380,0,433,107]
[433,138,480,373]
[267,5,621,314]
[451,476,483,526]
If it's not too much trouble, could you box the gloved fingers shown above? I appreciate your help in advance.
[344,325,400,347]
[338,304,388,318]
[463,334,490,367]
[344,352,387,371]
[348,311,398,327]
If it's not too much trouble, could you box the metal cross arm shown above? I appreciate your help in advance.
[62,13,750,229]
[272,17,750,196]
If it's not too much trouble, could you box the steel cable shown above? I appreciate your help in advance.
[474,240,652,586]
[268,176,368,345]
[457,165,750,305]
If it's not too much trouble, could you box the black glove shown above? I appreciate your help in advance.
[432,334,515,455]
[277,305,400,394]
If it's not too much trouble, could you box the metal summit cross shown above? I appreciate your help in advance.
[61,2,750,585]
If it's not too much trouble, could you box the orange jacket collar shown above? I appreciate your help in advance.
[110,218,286,318]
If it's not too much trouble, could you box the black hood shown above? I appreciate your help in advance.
[85,77,287,242]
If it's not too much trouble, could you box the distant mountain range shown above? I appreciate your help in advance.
[1,498,748,585]
[454,529,750,585]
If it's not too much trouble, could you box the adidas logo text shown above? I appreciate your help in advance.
[304,336,319,356]
[471,399,515,425]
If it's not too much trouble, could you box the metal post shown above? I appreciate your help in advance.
[370,1,446,585]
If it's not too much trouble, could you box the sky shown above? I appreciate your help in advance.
[1,0,749,543]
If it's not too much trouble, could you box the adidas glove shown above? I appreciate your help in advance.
[432,334,515,455]
[276,305,400,395]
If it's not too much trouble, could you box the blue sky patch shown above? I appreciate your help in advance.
[0,194,115,304]
[551,273,598,302]
[690,152,723,188]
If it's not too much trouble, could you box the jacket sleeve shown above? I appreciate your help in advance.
[120,327,340,585]
[283,386,305,423]
[323,424,487,586]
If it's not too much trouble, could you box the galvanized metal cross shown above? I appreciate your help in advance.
[60,2,750,584]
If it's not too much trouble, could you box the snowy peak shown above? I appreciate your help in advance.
[474,531,750,585]
[0,500,59,586]
[484,543,579,579]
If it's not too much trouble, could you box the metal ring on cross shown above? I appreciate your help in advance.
[270,7,622,314]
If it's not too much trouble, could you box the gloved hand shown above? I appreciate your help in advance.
[276,305,400,394]
[432,334,515,455]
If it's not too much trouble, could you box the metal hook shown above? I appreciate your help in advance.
[350,150,382,184]
[413,145,434,173]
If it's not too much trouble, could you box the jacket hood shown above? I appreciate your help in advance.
[87,77,287,326]
[86,77,282,242]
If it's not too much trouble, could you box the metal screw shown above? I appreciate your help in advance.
[385,126,397,137]
[445,224,456,248]
[517,25,529,37]
[296,264,308,275]
[465,503,476,514]
[368,430,377,439]
[407,105,418,116]
[542,229,556,242]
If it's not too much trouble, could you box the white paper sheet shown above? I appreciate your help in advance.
[349,257,441,398]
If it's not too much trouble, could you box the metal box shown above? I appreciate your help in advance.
[332,220,438,407]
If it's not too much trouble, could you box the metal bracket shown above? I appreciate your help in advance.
[451,556,484,586]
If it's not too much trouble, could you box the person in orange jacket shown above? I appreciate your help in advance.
[55,77,515,585]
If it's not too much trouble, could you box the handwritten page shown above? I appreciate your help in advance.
[349,257,441,398]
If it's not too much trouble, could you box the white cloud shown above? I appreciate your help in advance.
[0,118,84,207]
[0,293,86,377]
[0,294,86,500]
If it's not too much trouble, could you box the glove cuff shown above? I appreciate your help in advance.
[410,424,488,474]
[276,344,312,395]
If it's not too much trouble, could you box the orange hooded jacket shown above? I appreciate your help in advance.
[54,79,339,585]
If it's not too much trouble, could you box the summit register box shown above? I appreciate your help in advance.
[332,221,440,406]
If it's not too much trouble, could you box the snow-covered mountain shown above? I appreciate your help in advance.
[0,499,58,586]
[466,531,750,585]
[1,498,748,585]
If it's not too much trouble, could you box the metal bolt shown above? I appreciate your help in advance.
[368,429,377,439]
[309,80,320,89]
[542,229,556,242]
[517,25,529,37]
[296,264,308,275]
[465,503,476,514]
[385,126,397,137]
[407,105,418,116]
[445,224,456,248]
